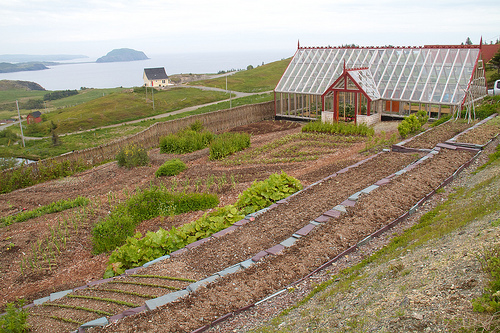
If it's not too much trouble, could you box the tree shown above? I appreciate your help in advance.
[490,49,500,74]
[50,121,60,146]
[465,37,473,45]
[247,65,254,70]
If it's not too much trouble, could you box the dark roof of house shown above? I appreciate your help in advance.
[29,111,42,118]
[144,67,168,80]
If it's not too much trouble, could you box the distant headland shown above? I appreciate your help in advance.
[96,48,149,63]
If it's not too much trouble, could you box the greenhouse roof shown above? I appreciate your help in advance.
[275,46,483,105]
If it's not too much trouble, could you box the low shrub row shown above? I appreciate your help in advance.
[0,159,89,194]
[0,196,90,227]
[103,171,303,277]
[302,120,374,137]
[92,185,219,254]
[209,132,251,160]
[159,122,214,154]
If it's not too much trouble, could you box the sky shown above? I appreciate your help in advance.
[1,0,499,59]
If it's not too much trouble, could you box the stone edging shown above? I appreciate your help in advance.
[187,142,483,333]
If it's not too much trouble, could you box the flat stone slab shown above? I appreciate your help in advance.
[394,169,407,176]
[187,274,219,292]
[239,259,254,269]
[375,178,391,186]
[348,191,362,201]
[234,219,250,226]
[333,205,347,213]
[33,296,50,305]
[81,317,108,328]
[87,277,114,286]
[341,199,356,207]
[143,255,170,268]
[50,289,72,301]
[295,223,316,236]
[361,185,379,194]
[211,225,237,238]
[266,244,285,255]
[251,250,269,262]
[314,215,330,223]
[436,142,457,150]
[146,289,189,310]
[323,209,341,218]
[185,237,210,249]
[218,264,241,277]
[280,237,298,248]
[336,167,350,174]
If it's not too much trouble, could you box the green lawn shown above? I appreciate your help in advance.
[189,58,291,93]
[18,87,230,136]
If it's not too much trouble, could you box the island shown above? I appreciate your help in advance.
[96,48,149,63]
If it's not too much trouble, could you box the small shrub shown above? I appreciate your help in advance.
[398,111,427,139]
[209,132,251,160]
[189,120,204,132]
[155,158,186,177]
[0,301,30,333]
[116,144,149,168]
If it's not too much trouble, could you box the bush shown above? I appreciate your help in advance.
[159,128,214,154]
[0,301,30,333]
[472,244,500,314]
[155,158,186,177]
[116,144,149,168]
[209,132,251,160]
[397,111,428,139]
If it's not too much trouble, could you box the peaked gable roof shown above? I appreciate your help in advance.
[29,111,42,118]
[144,67,168,80]
[275,45,482,105]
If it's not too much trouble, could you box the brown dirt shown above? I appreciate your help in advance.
[1,118,494,333]
[404,120,473,149]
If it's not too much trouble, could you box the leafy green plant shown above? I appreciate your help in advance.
[0,301,29,333]
[0,196,90,227]
[235,171,303,215]
[116,144,149,168]
[155,158,186,177]
[209,132,251,160]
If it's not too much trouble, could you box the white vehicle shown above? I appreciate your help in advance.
[488,79,500,95]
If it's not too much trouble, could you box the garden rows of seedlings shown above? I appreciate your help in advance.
[25,117,498,332]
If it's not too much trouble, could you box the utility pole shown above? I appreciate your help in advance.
[226,76,232,108]
[152,86,155,110]
[16,100,25,147]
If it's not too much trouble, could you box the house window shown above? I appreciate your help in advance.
[162,80,165,83]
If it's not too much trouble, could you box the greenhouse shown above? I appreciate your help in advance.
[274,44,487,124]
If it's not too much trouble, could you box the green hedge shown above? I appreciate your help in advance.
[302,120,374,136]
[209,132,251,160]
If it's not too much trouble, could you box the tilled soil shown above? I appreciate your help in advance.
[2,118,493,333]
[404,120,473,149]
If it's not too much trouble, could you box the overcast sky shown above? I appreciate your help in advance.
[1,0,499,59]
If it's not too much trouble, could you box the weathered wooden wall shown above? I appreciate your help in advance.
[2,101,275,177]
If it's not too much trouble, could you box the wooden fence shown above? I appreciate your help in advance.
[2,101,275,177]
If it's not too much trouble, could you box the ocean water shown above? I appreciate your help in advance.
[0,50,291,91]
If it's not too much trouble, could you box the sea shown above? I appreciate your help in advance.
[0,50,292,91]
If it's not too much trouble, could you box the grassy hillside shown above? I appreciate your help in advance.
[21,87,230,136]
[189,58,291,93]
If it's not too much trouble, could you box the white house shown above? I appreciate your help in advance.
[143,67,169,87]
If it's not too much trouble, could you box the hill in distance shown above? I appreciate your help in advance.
[96,48,149,63]
[0,54,88,63]
[0,80,45,91]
